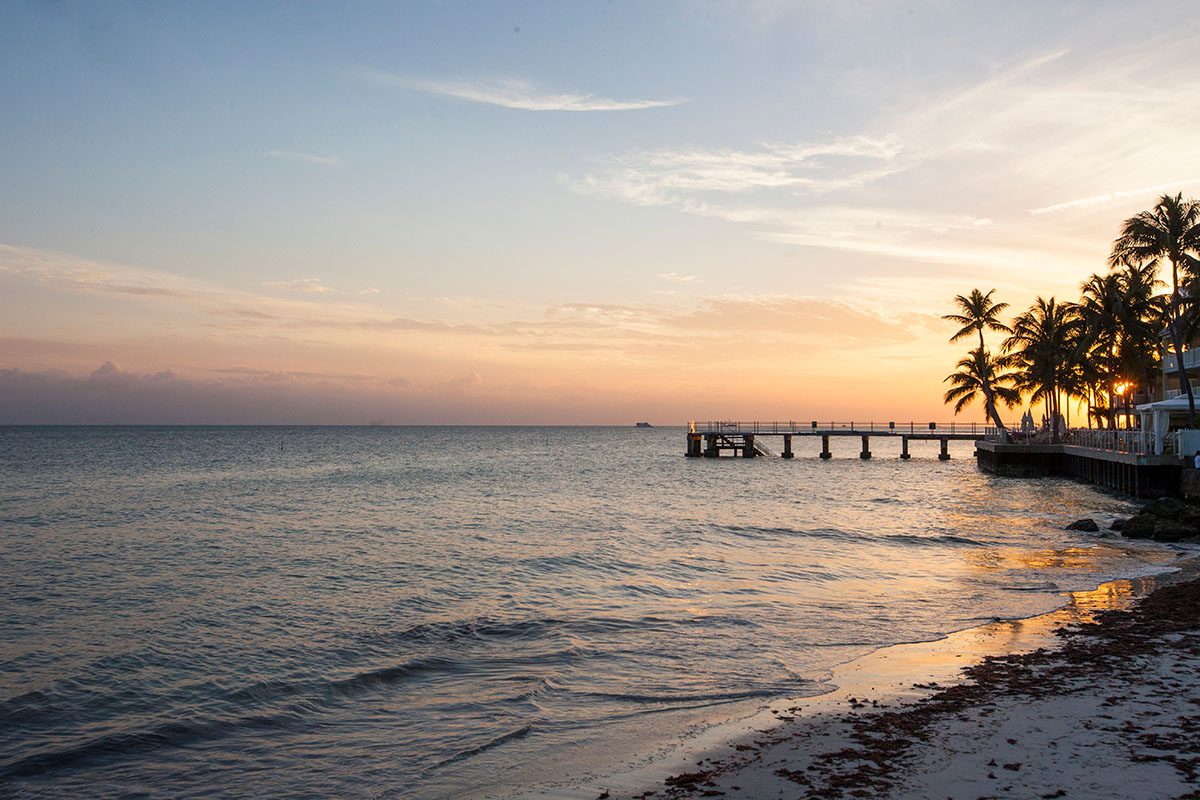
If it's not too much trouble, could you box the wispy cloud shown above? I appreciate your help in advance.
[357,69,686,111]
[265,150,343,167]
[567,135,904,205]
[265,278,332,294]
[658,272,698,282]
[1030,178,1200,215]
[564,33,1200,289]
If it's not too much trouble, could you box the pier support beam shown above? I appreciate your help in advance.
[705,434,717,458]
[687,434,703,457]
[743,434,756,458]
[900,437,911,460]
[939,437,950,460]
[782,435,794,459]
[860,435,871,459]
[820,435,831,459]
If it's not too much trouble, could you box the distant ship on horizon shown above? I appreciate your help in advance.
[635,422,652,427]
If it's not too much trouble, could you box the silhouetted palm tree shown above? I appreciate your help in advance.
[943,347,1021,429]
[943,289,1012,434]
[943,289,1011,350]
[1113,260,1167,426]
[1078,272,1124,429]
[1002,297,1083,442]
[1110,193,1200,425]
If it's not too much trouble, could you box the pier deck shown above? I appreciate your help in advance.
[686,421,991,460]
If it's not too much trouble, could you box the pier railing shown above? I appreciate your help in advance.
[1004,428,1187,456]
[1063,428,1150,454]
[690,420,995,436]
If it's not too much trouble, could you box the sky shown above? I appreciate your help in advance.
[3,0,1200,424]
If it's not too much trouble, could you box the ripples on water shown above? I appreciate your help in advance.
[0,426,1175,797]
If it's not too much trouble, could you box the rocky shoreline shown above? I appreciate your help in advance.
[1069,496,1200,543]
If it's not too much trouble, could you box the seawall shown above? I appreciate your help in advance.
[975,440,1182,499]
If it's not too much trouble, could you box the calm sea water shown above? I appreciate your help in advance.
[0,426,1178,798]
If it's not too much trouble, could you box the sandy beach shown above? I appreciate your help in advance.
[602,556,1200,800]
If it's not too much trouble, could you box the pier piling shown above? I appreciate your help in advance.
[782,435,793,459]
[820,435,831,459]
[860,435,871,459]
[939,438,950,460]
[900,437,910,460]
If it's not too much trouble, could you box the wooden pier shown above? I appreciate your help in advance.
[686,421,990,460]
[688,421,1189,498]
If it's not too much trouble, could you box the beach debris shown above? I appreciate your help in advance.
[1064,518,1099,531]
[664,770,719,792]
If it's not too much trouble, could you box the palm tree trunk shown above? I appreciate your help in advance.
[1051,385,1062,442]
[1107,350,1117,431]
[1169,263,1196,428]
[975,328,1009,439]
[1167,314,1196,427]
[982,384,1007,439]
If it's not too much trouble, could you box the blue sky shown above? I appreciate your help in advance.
[3,1,1200,423]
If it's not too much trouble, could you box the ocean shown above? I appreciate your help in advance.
[0,425,1179,798]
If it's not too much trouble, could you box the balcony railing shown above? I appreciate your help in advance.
[1164,349,1200,373]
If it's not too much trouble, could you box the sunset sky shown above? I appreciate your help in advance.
[4,1,1200,424]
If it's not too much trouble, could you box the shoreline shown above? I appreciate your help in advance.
[567,553,1200,799]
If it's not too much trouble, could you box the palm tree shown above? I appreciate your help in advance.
[943,289,1012,434]
[943,347,1021,428]
[1002,297,1084,442]
[1113,260,1166,427]
[1077,272,1124,429]
[1109,193,1200,425]
[943,289,1011,351]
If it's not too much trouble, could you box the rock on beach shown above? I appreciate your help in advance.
[1120,497,1200,542]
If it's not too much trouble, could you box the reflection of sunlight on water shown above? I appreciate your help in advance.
[964,543,1179,575]
[966,546,1107,572]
